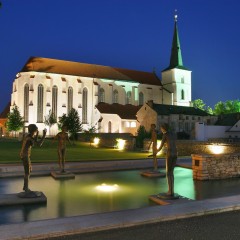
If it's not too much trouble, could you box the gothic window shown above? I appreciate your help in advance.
[99,88,105,103]
[126,91,132,104]
[82,88,88,123]
[24,84,29,122]
[108,121,112,133]
[181,89,185,100]
[37,84,44,122]
[181,77,184,83]
[113,90,118,103]
[68,86,73,114]
[52,85,58,118]
[139,92,144,105]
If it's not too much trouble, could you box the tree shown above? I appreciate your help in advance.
[213,100,240,115]
[136,125,150,148]
[6,105,24,137]
[58,108,82,140]
[192,99,213,114]
[192,99,206,111]
[44,110,57,136]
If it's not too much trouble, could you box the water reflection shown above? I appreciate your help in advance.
[1,167,240,225]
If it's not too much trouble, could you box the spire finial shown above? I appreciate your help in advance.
[174,9,178,22]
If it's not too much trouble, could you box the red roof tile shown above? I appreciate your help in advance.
[96,103,141,119]
[0,102,10,119]
[20,57,162,86]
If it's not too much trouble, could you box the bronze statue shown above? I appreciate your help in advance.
[20,124,46,192]
[157,123,177,197]
[148,124,158,171]
[54,125,71,173]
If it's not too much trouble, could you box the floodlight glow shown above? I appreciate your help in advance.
[116,138,126,150]
[209,145,224,154]
[93,137,100,146]
[96,183,119,192]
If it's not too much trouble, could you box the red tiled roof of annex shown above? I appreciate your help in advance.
[96,103,141,120]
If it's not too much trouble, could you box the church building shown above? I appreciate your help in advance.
[10,15,192,136]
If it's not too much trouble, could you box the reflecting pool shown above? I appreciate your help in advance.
[1,167,240,225]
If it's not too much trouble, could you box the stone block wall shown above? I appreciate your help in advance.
[192,154,240,180]
[143,139,240,156]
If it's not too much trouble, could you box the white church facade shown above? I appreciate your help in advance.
[10,16,192,136]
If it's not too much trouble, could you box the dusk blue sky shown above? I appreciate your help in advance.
[0,0,239,112]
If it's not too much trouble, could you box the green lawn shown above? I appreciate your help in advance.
[0,138,151,164]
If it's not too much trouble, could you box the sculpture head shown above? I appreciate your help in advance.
[150,124,156,130]
[28,124,38,135]
[160,123,169,133]
[62,125,68,132]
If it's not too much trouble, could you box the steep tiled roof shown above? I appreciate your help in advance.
[20,57,162,86]
[96,103,141,120]
[152,103,210,116]
[0,102,10,119]
[215,113,240,126]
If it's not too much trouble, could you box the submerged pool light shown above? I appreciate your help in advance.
[96,183,119,192]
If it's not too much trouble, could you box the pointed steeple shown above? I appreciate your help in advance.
[163,12,188,71]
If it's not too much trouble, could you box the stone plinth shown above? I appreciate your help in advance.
[0,192,47,206]
[192,153,240,180]
[141,170,165,178]
[149,194,191,205]
[51,171,75,180]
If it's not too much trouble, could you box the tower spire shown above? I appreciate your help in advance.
[163,11,188,71]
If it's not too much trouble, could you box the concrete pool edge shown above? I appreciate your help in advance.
[0,157,192,177]
[1,194,240,239]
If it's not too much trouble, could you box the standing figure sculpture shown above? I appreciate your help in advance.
[20,124,46,192]
[157,123,177,197]
[148,124,158,171]
[54,125,71,173]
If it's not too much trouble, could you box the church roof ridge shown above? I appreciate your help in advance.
[20,56,162,86]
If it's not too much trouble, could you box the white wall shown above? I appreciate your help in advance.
[195,122,231,141]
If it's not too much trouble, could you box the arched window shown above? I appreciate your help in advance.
[181,89,185,100]
[139,92,144,105]
[37,84,44,122]
[24,84,29,122]
[108,121,112,133]
[52,85,58,118]
[68,86,73,113]
[82,88,88,123]
[113,90,118,103]
[126,91,131,104]
[99,88,105,103]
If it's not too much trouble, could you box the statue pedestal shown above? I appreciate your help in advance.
[0,192,47,206]
[149,194,192,206]
[141,170,166,178]
[51,171,75,180]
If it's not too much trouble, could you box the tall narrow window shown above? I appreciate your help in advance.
[24,84,29,122]
[139,92,144,105]
[52,85,58,118]
[108,121,112,133]
[126,91,131,104]
[68,86,73,113]
[37,84,44,122]
[113,90,118,103]
[181,89,185,100]
[99,88,105,103]
[82,88,88,123]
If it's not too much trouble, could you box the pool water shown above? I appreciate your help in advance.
[1,167,240,225]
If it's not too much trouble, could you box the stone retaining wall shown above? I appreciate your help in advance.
[192,153,240,180]
[144,139,240,156]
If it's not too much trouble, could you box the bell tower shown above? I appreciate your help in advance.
[161,12,192,106]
